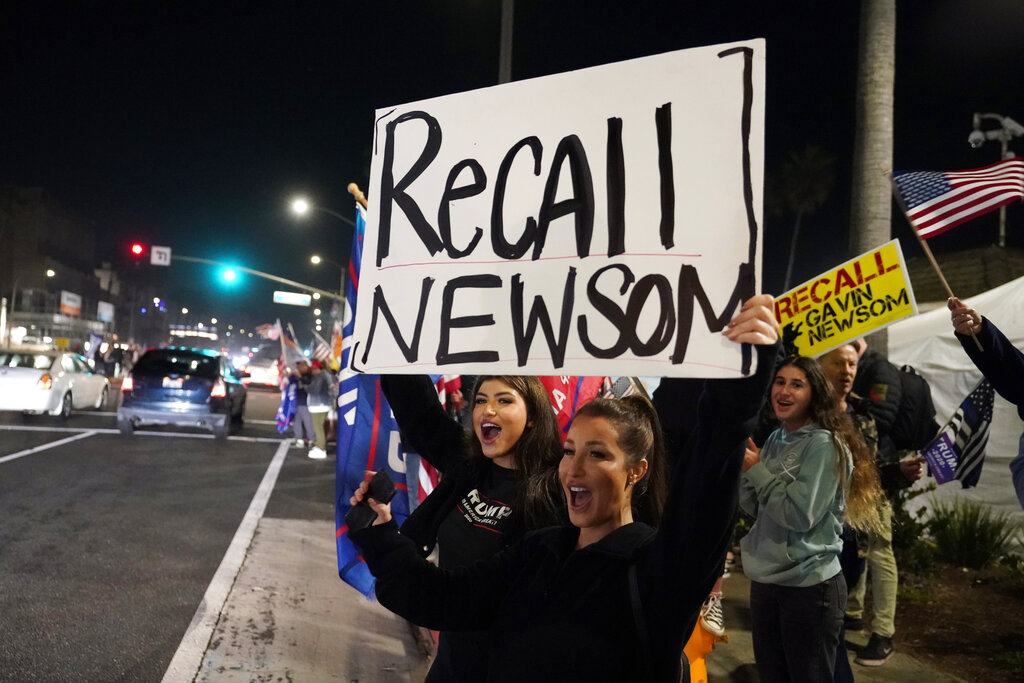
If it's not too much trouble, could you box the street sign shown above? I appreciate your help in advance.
[273,290,312,306]
[151,246,171,266]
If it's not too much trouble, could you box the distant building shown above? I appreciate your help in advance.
[0,187,119,348]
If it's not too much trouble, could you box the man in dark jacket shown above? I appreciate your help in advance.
[823,343,922,667]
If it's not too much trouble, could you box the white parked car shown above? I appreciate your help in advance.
[0,349,110,418]
[241,358,281,389]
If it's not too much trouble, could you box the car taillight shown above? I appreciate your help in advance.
[211,379,227,398]
[121,375,133,392]
[37,373,53,390]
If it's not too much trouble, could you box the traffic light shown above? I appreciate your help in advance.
[130,242,146,258]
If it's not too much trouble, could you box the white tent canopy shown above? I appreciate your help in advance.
[888,275,1024,526]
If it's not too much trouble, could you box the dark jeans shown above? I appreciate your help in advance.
[750,573,846,683]
[835,525,866,683]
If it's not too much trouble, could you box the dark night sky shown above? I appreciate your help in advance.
[2,0,1023,336]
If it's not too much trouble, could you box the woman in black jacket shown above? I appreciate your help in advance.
[352,295,779,682]
[379,373,565,681]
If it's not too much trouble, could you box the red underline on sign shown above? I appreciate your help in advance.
[376,252,704,271]
[371,355,744,374]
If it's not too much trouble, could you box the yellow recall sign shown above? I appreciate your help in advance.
[774,239,918,358]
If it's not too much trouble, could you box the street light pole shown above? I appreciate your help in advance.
[310,254,345,297]
[172,254,344,301]
[291,195,359,325]
[969,112,1024,248]
[290,197,356,227]
[499,0,514,84]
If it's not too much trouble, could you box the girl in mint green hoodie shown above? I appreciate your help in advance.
[740,355,882,683]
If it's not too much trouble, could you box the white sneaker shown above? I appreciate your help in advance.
[307,447,327,459]
[293,438,306,447]
[699,593,725,637]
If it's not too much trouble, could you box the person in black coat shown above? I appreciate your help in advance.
[949,296,1024,508]
[351,295,779,682]
[379,373,565,682]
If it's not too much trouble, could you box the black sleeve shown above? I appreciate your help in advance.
[350,519,519,631]
[645,342,779,636]
[380,375,468,472]
[957,318,1024,410]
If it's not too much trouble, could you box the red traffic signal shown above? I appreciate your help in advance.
[130,242,145,258]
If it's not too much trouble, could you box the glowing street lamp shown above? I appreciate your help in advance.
[310,253,345,295]
[289,196,354,226]
[45,269,56,278]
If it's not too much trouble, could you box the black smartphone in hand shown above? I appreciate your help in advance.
[344,470,397,531]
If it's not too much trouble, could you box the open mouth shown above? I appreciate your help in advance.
[774,398,793,412]
[568,485,592,509]
[480,421,502,443]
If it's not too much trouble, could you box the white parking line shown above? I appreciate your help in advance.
[0,430,99,464]
[0,425,289,449]
[161,438,291,683]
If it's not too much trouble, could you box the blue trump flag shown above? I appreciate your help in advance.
[335,204,415,598]
[275,375,297,434]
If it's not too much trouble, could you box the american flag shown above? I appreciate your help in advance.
[311,330,332,362]
[254,322,280,340]
[892,157,1024,239]
[279,320,307,369]
[922,378,994,488]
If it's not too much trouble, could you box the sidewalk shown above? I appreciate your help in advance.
[189,515,967,681]
[706,567,967,682]
[193,517,431,682]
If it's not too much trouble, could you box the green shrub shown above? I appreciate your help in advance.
[994,649,1024,678]
[892,483,938,575]
[995,553,1024,585]
[927,498,1022,570]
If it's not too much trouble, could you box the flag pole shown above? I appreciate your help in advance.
[888,175,983,351]
[347,182,368,209]
[275,319,295,375]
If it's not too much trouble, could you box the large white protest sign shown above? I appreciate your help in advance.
[351,40,765,377]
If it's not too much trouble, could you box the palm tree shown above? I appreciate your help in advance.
[771,145,837,291]
[849,0,896,351]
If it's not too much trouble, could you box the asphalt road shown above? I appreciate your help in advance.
[0,386,337,681]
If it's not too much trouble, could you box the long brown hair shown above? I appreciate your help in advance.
[572,395,668,526]
[466,376,565,528]
[775,356,885,535]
